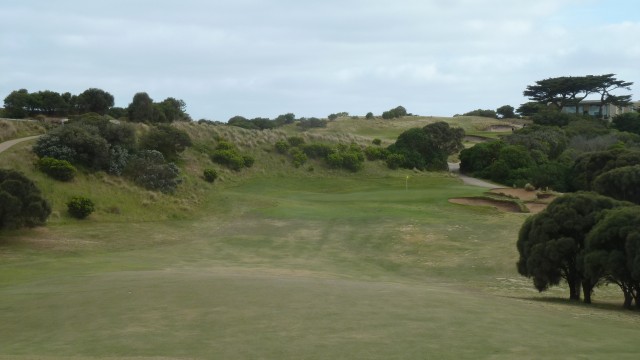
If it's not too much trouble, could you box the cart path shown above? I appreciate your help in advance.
[0,135,41,154]
[448,162,501,189]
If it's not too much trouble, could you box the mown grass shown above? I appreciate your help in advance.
[0,120,638,359]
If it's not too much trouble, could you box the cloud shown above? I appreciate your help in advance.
[0,0,637,120]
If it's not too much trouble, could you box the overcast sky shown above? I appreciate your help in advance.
[1,0,638,120]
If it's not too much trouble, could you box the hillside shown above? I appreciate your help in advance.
[0,116,638,359]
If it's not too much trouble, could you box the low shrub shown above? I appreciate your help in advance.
[386,153,405,169]
[275,140,290,154]
[287,136,305,147]
[302,143,333,159]
[290,148,308,168]
[125,150,182,193]
[211,149,245,170]
[36,157,77,181]
[203,168,218,183]
[364,146,388,161]
[67,196,95,219]
[372,138,382,146]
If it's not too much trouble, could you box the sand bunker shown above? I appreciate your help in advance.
[450,188,558,214]
[449,197,523,213]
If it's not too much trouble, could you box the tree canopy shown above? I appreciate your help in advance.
[0,169,51,230]
[516,192,626,303]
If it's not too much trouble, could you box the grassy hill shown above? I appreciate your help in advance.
[0,117,638,359]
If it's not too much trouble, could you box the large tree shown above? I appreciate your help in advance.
[523,75,633,116]
[584,207,640,308]
[127,92,156,122]
[388,121,464,171]
[3,89,30,118]
[0,169,51,230]
[593,165,640,204]
[516,192,626,303]
[77,88,115,115]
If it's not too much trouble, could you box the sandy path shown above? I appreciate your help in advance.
[0,135,41,154]
[448,162,500,189]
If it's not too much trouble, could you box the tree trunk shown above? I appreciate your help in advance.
[568,279,581,301]
[582,280,593,304]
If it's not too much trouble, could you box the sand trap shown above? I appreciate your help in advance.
[449,197,523,213]
[489,188,538,202]
[487,125,517,132]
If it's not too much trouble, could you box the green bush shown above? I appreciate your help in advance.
[203,168,218,183]
[125,150,182,193]
[366,112,374,119]
[242,155,255,168]
[372,138,382,146]
[274,140,290,154]
[139,124,192,161]
[287,136,305,147]
[386,153,405,169]
[36,157,77,181]
[302,143,333,159]
[290,148,308,168]
[211,149,245,171]
[66,196,95,219]
[0,169,51,229]
[364,146,388,161]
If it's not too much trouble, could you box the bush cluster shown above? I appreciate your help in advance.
[0,169,51,229]
[36,157,77,181]
[125,150,182,193]
[203,168,218,183]
[210,141,254,171]
[66,196,95,219]
[382,106,407,120]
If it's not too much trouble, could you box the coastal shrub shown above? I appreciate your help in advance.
[203,168,218,183]
[36,157,77,181]
[66,196,95,219]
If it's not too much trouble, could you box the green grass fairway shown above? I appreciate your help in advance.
[1,172,639,359]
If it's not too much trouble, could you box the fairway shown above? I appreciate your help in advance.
[1,172,639,359]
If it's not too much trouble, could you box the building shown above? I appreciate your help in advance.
[561,100,638,119]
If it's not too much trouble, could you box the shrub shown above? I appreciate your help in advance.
[203,168,218,183]
[364,146,388,161]
[372,138,382,146]
[302,143,333,159]
[125,150,182,193]
[107,145,130,176]
[0,169,51,229]
[66,196,95,219]
[216,141,235,151]
[290,148,308,168]
[139,124,192,161]
[386,153,405,169]
[211,149,245,170]
[366,112,374,119]
[287,136,305,147]
[275,140,290,154]
[242,155,255,168]
[32,123,110,170]
[36,157,77,181]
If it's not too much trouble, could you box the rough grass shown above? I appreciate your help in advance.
[0,119,46,142]
[0,120,638,359]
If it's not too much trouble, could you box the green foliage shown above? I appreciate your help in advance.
[571,148,640,191]
[462,109,497,118]
[287,136,305,147]
[76,88,114,115]
[289,148,308,168]
[139,124,192,161]
[66,196,95,219]
[516,102,546,117]
[298,118,327,130]
[33,123,110,170]
[517,192,626,303]
[328,113,338,121]
[496,105,516,119]
[385,153,404,169]
[36,157,77,181]
[302,143,333,159]
[364,146,389,161]
[593,165,640,204]
[274,140,290,154]
[210,142,253,171]
[3,89,30,118]
[203,168,218,183]
[274,113,296,126]
[128,92,160,123]
[584,206,640,308]
[228,116,276,130]
[382,106,407,120]
[504,125,568,160]
[326,144,365,172]
[531,110,577,127]
[372,138,382,146]
[612,112,640,135]
[365,112,374,119]
[125,150,182,193]
[459,141,505,174]
[388,122,464,171]
[0,169,51,230]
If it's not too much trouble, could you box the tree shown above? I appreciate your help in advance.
[127,92,156,122]
[584,207,640,308]
[0,169,51,230]
[33,123,110,170]
[77,88,114,115]
[516,102,546,117]
[612,112,640,135]
[3,89,30,118]
[593,165,640,204]
[124,150,182,193]
[274,113,296,126]
[382,106,407,119]
[156,97,190,122]
[139,125,192,161]
[571,149,640,191]
[365,112,374,119]
[496,105,516,119]
[590,74,633,119]
[388,121,464,171]
[516,192,626,303]
[462,109,497,118]
[36,90,66,116]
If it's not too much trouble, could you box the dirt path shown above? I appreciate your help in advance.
[0,135,41,154]
[448,162,500,188]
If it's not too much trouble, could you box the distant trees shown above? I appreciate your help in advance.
[0,169,51,230]
[461,109,497,118]
[496,105,516,119]
[76,88,114,115]
[382,106,407,119]
[612,112,640,135]
[522,74,633,117]
[387,122,464,171]
[139,125,192,161]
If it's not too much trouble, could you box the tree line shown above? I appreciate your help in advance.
[2,88,190,123]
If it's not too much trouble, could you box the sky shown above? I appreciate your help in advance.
[1,0,638,121]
